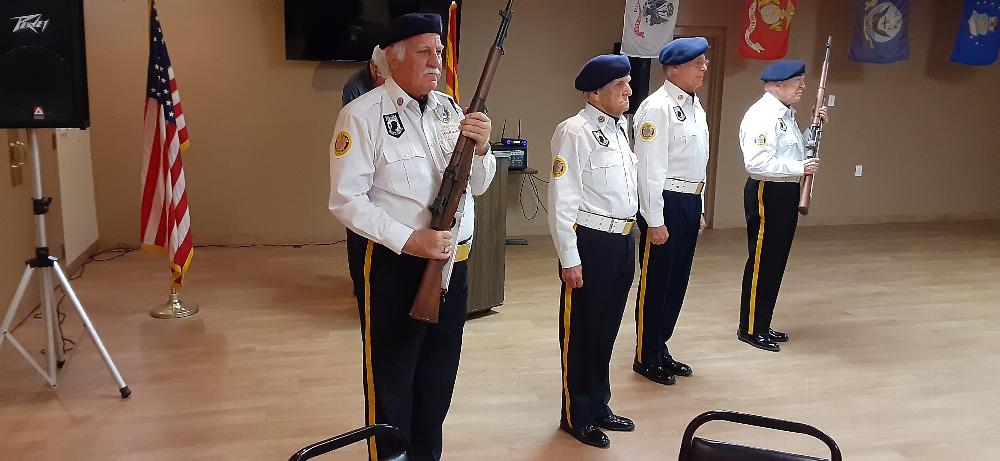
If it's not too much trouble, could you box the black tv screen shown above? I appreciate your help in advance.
[284,0,461,62]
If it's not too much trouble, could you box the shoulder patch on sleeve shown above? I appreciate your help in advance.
[334,131,352,157]
[754,133,767,148]
[552,155,568,179]
[639,121,657,141]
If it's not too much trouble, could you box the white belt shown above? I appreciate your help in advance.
[576,210,635,235]
[664,178,705,195]
[749,174,799,183]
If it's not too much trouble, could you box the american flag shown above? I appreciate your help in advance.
[140,1,193,288]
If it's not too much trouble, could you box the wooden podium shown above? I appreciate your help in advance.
[467,154,509,314]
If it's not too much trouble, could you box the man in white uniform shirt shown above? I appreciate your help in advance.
[548,54,638,449]
[328,13,495,461]
[631,37,710,386]
[736,60,828,353]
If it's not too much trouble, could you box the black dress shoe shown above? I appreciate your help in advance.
[737,332,780,352]
[597,413,635,432]
[560,423,610,448]
[632,361,676,385]
[662,356,693,377]
[768,328,789,343]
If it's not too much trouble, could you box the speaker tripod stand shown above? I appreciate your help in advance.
[0,129,130,398]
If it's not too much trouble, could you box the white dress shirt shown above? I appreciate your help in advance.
[633,79,710,226]
[329,78,496,254]
[738,92,806,181]
[548,103,639,268]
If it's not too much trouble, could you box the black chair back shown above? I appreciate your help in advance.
[678,410,842,461]
[289,424,411,461]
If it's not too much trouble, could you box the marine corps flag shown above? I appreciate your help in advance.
[739,0,799,60]
[951,0,1000,65]
[622,0,680,58]
[849,0,909,63]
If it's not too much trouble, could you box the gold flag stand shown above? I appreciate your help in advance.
[150,288,199,319]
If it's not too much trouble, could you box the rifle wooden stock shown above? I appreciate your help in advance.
[799,36,832,216]
[410,1,514,323]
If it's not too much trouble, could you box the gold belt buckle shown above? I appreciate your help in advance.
[695,182,705,194]
[455,242,473,262]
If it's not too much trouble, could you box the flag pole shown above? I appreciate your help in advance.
[150,286,199,319]
[444,0,460,102]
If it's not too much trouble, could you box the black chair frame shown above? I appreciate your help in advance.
[289,424,411,461]
[678,410,842,461]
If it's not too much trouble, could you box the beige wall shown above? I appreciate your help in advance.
[680,0,1000,228]
[86,0,349,246]
[467,0,1000,232]
[56,129,99,264]
[84,0,1000,247]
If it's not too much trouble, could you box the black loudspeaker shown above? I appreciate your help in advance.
[0,0,89,128]
[613,42,651,115]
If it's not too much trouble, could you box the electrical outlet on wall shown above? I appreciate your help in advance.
[828,94,836,106]
[854,164,863,177]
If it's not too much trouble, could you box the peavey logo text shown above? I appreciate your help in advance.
[11,14,50,34]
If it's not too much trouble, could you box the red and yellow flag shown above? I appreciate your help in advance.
[444,1,460,102]
[739,0,799,60]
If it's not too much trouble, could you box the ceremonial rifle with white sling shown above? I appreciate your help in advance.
[798,36,832,216]
[410,0,514,323]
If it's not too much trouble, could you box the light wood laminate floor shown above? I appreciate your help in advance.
[1,221,998,460]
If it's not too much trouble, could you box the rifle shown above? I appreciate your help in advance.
[798,36,832,216]
[410,0,514,323]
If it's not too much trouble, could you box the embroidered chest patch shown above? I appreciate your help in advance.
[673,106,687,122]
[383,113,405,138]
[592,129,609,147]
[434,105,453,123]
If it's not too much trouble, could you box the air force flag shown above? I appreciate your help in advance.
[951,0,1000,65]
[622,0,680,58]
[849,0,909,63]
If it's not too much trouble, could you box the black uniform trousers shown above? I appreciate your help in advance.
[739,178,800,336]
[559,226,634,431]
[634,191,702,366]
[346,230,468,461]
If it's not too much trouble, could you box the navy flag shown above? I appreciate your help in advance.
[951,0,1000,65]
[849,0,909,63]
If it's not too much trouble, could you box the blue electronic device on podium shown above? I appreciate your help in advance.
[492,118,527,170]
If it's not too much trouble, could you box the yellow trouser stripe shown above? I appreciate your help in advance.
[635,237,652,361]
[561,285,573,429]
[748,181,766,335]
[363,241,377,461]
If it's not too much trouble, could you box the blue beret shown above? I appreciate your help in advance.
[658,37,709,65]
[761,60,806,82]
[379,13,442,49]
[575,54,631,91]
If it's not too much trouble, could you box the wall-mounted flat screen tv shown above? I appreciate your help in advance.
[284,0,461,62]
